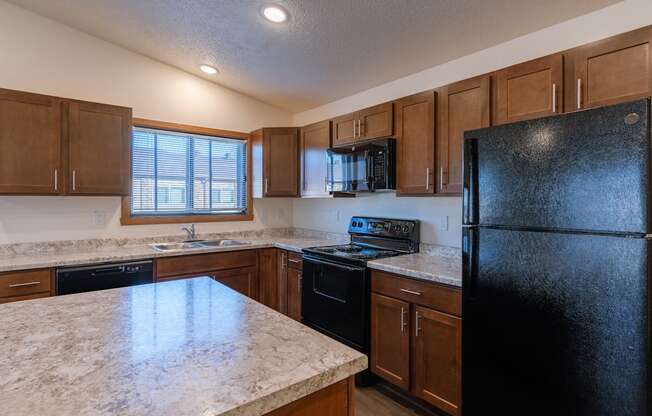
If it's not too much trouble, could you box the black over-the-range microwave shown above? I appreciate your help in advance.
[326,138,396,192]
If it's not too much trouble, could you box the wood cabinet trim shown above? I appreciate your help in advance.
[155,250,257,279]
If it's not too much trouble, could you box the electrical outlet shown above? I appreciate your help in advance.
[92,210,107,226]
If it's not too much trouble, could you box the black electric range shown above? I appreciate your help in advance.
[301,216,419,385]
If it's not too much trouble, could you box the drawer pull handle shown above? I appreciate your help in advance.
[399,288,422,296]
[9,281,41,288]
[415,311,422,337]
[288,258,301,264]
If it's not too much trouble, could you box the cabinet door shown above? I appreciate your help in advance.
[395,91,436,195]
[331,112,357,147]
[437,75,490,194]
[0,89,61,194]
[569,26,652,110]
[213,266,258,299]
[300,120,331,197]
[495,54,563,124]
[277,250,288,315]
[358,102,393,140]
[68,100,131,195]
[370,293,410,390]
[413,305,461,416]
[258,248,279,310]
[287,267,302,322]
[263,128,299,197]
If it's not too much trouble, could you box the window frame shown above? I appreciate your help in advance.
[121,118,253,225]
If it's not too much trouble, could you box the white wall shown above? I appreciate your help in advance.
[0,0,294,244]
[292,0,652,248]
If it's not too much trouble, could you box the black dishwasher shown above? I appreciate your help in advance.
[55,260,154,295]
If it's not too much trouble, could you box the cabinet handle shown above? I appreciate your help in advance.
[353,119,356,138]
[54,169,58,191]
[440,167,445,190]
[358,120,362,138]
[400,306,407,333]
[72,170,77,191]
[399,288,422,296]
[415,311,422,337]
[425,168,430,190]
[288,258,301,264]
[577,78,582,110]
[552,83,557,113]
[264,178,269,194]
[9,281,41,288]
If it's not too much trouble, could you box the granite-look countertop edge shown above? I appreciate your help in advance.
[0,238,335,273]
[367,252,462,288]
[0,278,367,416]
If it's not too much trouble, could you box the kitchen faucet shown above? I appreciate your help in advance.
[181,224,198,242]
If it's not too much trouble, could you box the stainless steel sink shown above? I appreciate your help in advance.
[198,239,250,248]
[150,239,250,252]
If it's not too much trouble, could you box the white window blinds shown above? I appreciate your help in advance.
[131,127,247,215]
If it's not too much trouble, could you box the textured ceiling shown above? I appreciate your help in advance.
[9,0,621,112]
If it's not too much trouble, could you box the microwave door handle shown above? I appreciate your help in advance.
[365,151,374,191]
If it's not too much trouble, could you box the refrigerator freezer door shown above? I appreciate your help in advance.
[463,99,650,234]
[462,227,648,416]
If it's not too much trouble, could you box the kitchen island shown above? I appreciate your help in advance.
[0,277,367,415]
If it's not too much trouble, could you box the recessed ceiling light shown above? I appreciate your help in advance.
[262,5,288,23]
[200,64,218,75]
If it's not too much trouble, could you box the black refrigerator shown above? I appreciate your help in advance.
[462,99,650,416]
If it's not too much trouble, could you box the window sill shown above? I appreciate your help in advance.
[120,197,253,225]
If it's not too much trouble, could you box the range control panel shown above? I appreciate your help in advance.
[348,216,419,239]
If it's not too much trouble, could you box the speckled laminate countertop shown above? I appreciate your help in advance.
[0,277,367,416]
[0,237,337,273]
[368,250,462,287]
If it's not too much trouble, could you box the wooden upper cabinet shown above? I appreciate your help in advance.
[68,100,131,195]
[358,102,393,140]
[251,127,299,197]
[395,91,436,196]
[495,54,563,124]
[300,120,331,197]
[331,112,357,147]
[437,75,491,194]
[0,89,61,195]
[370,293,410,390]
[413,305,461,416]
[567,26,652,111]
[331,102,393,147]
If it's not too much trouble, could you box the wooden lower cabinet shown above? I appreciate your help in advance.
[370,271,461,416]
[258,248,279,309]
[286,267,302,321]
[413,305,461,416]
[370,293,410,390]
[264,377,354,416]
[0,268,53,303]
[213,266,258,299]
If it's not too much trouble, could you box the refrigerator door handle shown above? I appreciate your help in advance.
[463,226,479,299]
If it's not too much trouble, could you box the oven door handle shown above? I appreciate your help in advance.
[302,255,366,272]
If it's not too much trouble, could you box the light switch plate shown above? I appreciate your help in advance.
[92,210,107,226]
[435,216,449,231]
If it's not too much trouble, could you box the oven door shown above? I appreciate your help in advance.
[301,255,369,350]
[327,149,372,192]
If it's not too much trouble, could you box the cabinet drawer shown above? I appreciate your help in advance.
[0,269,51,299]
[371,270,461,317]
[156,250,257,279]
[287,251,303,270]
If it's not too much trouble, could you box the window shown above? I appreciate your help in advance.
[125,122,250,223]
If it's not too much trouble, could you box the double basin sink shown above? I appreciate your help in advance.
[150,239,250,252]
